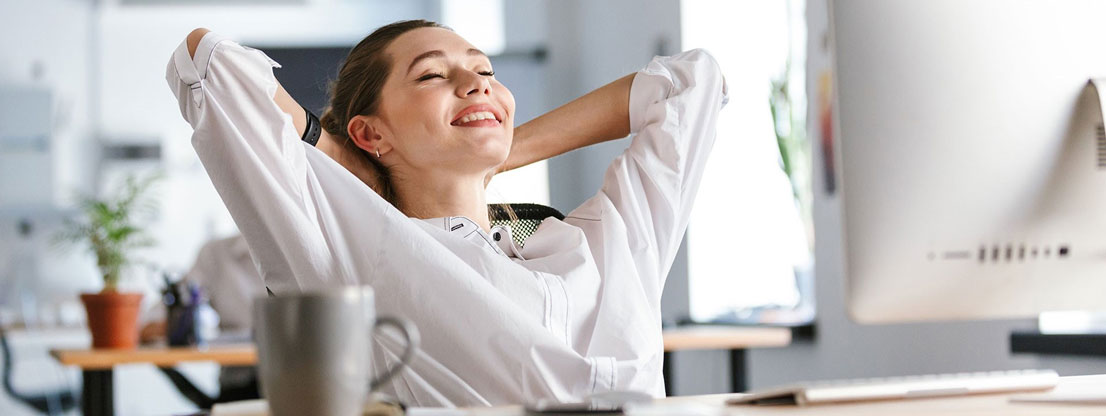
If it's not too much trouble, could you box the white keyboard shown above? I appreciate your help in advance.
[727,369,1059,406]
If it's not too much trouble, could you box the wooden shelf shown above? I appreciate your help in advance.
[51,344,257,369]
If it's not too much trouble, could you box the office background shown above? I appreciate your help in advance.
[3,0,1106,415]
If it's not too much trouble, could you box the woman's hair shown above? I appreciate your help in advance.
[319,19,449,207]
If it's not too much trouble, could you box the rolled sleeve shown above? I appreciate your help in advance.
[164,32,344,293]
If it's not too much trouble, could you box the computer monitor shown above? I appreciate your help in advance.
[833,0,1106,323]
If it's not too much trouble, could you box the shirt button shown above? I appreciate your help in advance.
[493,232,502,241]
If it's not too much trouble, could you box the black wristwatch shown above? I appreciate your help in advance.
[301,106,321,147]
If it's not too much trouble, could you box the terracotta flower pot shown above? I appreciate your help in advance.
[80,291,143,349]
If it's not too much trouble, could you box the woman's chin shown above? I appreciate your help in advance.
[463,135,511,162]
[471,147,511,170]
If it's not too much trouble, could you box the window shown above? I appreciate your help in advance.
[681,0,813,324]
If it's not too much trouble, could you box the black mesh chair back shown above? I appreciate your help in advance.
[488,203,565,247]
[1,327,79,415]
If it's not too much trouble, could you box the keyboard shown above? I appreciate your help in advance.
[727,369,1059,406]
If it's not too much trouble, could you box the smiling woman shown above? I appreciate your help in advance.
[168,19,727,406]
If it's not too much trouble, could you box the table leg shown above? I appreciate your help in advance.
[159,366,215,409]
[662,351,673,396]
[82,368,114,416]
[730,349,746,393]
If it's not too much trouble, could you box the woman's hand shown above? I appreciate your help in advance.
[498,73,636,174]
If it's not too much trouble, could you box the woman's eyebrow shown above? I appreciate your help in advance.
[406,48,489,75]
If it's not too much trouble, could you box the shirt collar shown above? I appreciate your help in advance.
[417,216,525,260]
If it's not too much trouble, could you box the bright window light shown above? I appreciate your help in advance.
[682,0,812,323]
[441,0,505,56]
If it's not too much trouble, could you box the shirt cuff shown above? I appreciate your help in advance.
[589,356,617,393]
[628,58,674,135]
[171,31,228,86]
[628,49,729,134]
[192,31,229,82]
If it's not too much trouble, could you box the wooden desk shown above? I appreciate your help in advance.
[51,345,256,416]
[661,325,792,395]
[55,328,789,414]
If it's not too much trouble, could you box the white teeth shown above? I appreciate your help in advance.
[457,111,497,124]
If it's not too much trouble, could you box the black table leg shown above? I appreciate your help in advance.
[662,351,673,396]
[159,367,215,409]
[730,349,746,393]
[82,369,114,416]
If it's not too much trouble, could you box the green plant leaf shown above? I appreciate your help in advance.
[54,172,162,291]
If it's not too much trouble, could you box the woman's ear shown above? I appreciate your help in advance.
[348,115,394,157]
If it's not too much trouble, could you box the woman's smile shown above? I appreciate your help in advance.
[451,104,504,127]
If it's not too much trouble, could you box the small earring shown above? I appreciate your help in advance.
[375,150,381,158]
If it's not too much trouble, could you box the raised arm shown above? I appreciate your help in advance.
[500,73,635,173]
[186,28,383,191]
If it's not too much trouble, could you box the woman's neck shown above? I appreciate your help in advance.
[394,171,492,232]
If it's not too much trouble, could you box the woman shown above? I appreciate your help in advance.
[167,20,726,406]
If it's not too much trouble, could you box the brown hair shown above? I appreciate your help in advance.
[319,19,448,207]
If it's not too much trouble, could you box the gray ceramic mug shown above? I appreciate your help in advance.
[253,286,418,416]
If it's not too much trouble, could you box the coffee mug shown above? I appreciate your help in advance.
[253,286,418,416]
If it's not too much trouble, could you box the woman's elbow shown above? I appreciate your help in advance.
[186,28,211,59]
[680,49,726,100]
[686,49,724,82]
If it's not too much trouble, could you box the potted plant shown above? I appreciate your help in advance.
[57,174,160,349]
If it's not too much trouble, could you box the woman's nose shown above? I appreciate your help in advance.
[456,71,491,97]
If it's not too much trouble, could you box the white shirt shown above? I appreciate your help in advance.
[166,32,727,407]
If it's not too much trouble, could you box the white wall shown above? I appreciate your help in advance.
[544,0,682,211]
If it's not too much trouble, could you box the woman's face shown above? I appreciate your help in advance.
[374,27,515,176]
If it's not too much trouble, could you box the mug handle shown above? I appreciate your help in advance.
[369,315,420,391]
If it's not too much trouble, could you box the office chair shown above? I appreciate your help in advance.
[0,327,79,415]
[488,203,565,247]
[158,366,261,410]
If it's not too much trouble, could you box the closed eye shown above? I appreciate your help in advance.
[417,73,444,82]
[418,70,493,82]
